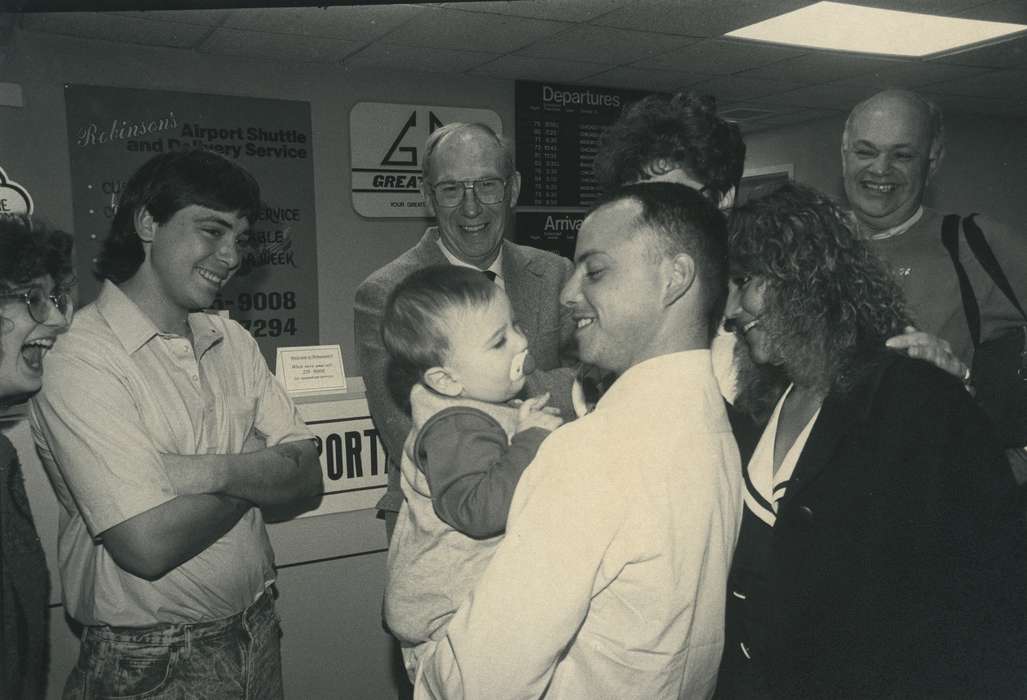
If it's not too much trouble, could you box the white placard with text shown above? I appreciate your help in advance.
[276,344,347,396]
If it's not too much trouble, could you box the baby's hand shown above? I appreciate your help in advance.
[515,392,563,433]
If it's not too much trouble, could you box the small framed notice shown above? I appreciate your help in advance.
[276,345,347,396]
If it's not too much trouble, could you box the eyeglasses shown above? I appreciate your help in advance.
[429,178,508,208]
[0,286,74,324]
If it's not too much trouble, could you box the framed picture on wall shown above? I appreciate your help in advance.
[738,164,794,206]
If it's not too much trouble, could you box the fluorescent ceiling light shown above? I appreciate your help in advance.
[726,1,1027,58]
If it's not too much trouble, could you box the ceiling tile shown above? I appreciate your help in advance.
[344,43,497,74]
[222,5,423,42]
[383,6,567,53]
[831,61,992,88]
[19,12,210,48]
[931,32,1027,68]
[580,66,710,92]
[111,10,229,26]
[738,52,903,83]
[687,74,808,101]
[469,55,611,82]
[516,24,694,64]
[759,82,884,110]
[635,38,805,74]
[200,27,363,63]
[743,107,843,133]
[924,68,1027,99]
[442,0,626,22]
[593,0,813,38]
[957,0,1027,24]
[919,89,1027,117]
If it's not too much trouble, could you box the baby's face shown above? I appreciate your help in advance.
[443,293,530,403]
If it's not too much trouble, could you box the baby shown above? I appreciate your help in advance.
[380,264,563,680]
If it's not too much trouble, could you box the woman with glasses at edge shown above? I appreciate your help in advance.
[0,214,74,699]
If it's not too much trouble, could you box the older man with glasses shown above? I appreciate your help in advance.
[355,122,578,549]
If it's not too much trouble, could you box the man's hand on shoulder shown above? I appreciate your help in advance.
[885,325,970,383]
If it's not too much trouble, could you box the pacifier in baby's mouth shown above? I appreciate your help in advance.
[509,349,535,381]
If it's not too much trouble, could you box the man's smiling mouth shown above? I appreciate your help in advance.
[196,267,227,286]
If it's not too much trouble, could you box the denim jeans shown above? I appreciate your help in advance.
[64,589,283,699]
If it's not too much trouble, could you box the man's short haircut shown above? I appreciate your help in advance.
[381,264,499,374]
[600,182,728,337]
[594,92,746,203]
[422,122,514,182]
[95,149,261,283]
[842,89,945,161]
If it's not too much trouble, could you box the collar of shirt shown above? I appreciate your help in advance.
[95,279,223,356]
[435,236,505,289]
[597,350,715,411]
[864,206,924,241]
[743,383,822,527]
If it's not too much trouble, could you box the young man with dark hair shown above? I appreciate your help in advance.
[31,150,322,699]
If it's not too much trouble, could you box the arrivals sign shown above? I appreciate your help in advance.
[63,84,318,367]
[349,102,502,219]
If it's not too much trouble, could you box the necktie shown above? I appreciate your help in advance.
[482,270,497,282]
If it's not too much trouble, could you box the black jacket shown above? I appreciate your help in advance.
[719,354,1027,699]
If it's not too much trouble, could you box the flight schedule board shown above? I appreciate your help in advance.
[514,81,655,258]
[514,81,654,209]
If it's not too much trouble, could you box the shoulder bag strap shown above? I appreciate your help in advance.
[961,214,1027,323]
[941,213,982,348]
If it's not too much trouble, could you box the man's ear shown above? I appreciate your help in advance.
[507,171,521,211]
[135,208,157,243]
[423,366,463,397]
[663,252,696,307]
[926,140,945,181]
[421,180,437,218]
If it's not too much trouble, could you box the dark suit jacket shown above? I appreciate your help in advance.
[720,354,1027,699]
[354,227,576,513]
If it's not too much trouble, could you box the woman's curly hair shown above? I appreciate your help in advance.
[0,215,75,291]
[594,91,745,202]
[729,183,910,399]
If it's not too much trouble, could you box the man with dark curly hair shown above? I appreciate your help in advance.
[716,183,1027,699]
[594,91,745,210]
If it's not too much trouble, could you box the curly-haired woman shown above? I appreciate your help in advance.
[717,183,1027,699]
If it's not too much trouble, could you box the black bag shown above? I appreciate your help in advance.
[941,214,1027,448]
